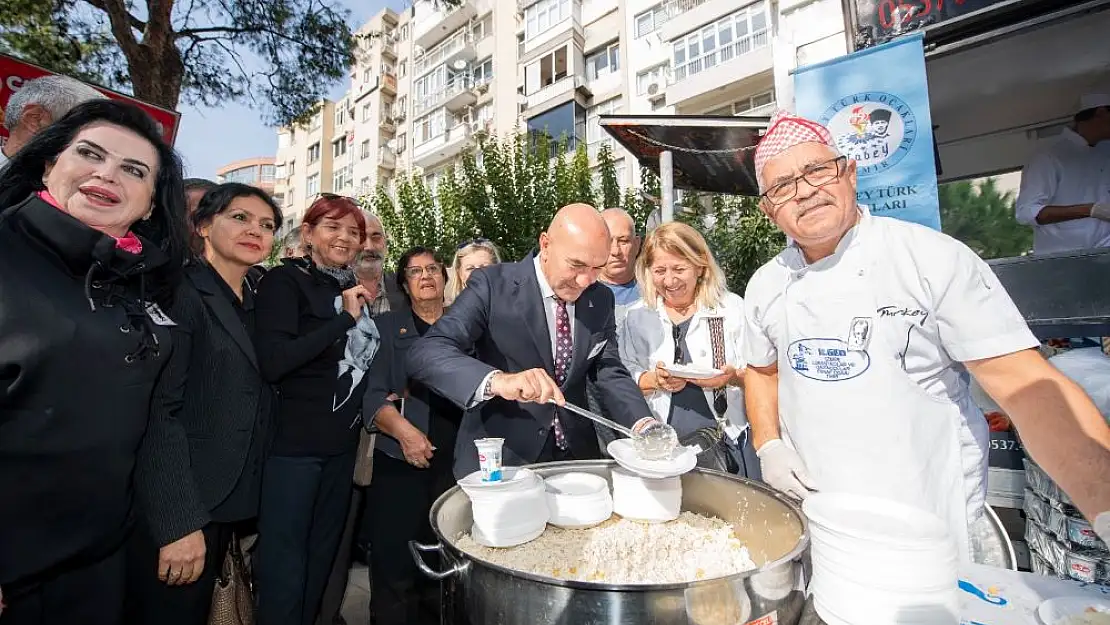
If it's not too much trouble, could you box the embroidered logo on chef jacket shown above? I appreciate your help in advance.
[821,92,917,177]
[788,338,870,381]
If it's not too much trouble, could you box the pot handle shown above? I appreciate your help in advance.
[409,541,468,580]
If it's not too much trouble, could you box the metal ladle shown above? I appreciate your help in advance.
[552,400,679,461]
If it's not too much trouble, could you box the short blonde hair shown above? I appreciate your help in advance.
[636,222,726,310]
[446,239,502,304]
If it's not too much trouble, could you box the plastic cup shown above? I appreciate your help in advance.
[475,438,505,482]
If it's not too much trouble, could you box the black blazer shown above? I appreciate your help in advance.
[136,263,273,546]
[363,309,425,462]
[406,256,650,478]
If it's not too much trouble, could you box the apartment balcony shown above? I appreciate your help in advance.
[379,114,396,134]
[378,150,396,170]
[523,10,582,58]
[381,72,397,96]
[524,75,591,116]
[380,35,397,60]
[414,0,478,50]
[415,28,477,77]
[412,123,473,169]
[666,29,772,109]
[415,76,477,116]
[662,0,735,43]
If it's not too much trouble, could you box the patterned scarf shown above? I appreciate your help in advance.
[314,263,356,289]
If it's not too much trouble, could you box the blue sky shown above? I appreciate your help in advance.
[174,0,406,180]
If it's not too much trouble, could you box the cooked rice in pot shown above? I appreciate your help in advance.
[455,511,757,584]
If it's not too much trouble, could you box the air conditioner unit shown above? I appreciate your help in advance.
[647,82,665,102]
[476,83,489,95]
[394,111,406,122]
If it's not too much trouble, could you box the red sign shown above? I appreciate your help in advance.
[0,54,180,146]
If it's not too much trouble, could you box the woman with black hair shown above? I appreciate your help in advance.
[0,99,189,624]
[361,246,458,625]
[125,182,281,624]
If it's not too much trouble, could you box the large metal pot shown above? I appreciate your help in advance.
[410,460,809,625]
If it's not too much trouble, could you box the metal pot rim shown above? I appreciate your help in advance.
[428,461,811,591]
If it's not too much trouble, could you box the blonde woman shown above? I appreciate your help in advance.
[445,238,502,304]
[619,222,758,477]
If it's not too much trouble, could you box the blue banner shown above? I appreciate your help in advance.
[794,32,940,230]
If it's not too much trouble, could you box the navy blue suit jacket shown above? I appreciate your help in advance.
[406,257,649,477]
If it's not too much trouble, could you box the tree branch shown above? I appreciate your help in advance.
[81,0,146,37]
[174,24,344,55]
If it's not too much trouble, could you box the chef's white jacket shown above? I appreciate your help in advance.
[743,208,1040,520]
[619,293,748,430]
[1014,128,1110,254]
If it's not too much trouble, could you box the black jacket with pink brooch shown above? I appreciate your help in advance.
[0,194,176,588]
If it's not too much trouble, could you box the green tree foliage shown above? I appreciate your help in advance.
[939,177,1032,259]
[597,144,623,210]
[365,132,603,267]
[0,0,356,124]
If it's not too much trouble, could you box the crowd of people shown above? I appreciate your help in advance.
[2,77,1110,625]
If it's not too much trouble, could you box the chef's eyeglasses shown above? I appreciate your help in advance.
[761,156,847,206]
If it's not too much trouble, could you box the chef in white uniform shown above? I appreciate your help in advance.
[1014,93,1110,254]
[743,109,1110,560]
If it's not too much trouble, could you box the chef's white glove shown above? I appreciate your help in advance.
[1091,202,1110,222]
[1095,511,1110,547]
[757,439,817,500]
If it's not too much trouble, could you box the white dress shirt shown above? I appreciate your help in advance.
[1014,127,1110,254]
[532,254,575,355]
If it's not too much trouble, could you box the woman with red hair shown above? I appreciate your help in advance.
[252,194,378,625]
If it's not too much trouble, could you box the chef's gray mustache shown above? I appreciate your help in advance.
[791,192,835,217]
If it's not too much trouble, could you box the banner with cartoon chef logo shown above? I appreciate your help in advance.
[793,32,940,230]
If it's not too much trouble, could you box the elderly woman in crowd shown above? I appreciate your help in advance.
[444,237,501,304]
[125,182,281,624]
[253,194,376,625]
[620,222,759,477]
[362,247,457,625]
[0,100,188,624]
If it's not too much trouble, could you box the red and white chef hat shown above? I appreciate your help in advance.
[754,109,836,190]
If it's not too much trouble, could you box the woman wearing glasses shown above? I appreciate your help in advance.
[445,238,501,304]
[619,222,759,477]
[361,247,456,625]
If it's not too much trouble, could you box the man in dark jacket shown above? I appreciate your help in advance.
[407,203,654,478]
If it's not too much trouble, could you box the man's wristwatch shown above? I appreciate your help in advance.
[483,371,502,400]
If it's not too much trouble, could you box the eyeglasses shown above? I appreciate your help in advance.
[457,238,491,250]
[404,263,443,278]
[762,156,847,206]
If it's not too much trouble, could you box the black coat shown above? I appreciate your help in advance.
[0,195,175,586]
[406,256,650,478]
[135,262,275,546]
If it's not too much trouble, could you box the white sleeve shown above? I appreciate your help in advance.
[1014,149,1060,226]
[741,283,777,368]
[930,241,1040,362]
[619,309,652,384]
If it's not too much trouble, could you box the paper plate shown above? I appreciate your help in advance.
[458,467,537,492]
[664,363,723,380]
[1037,596,1110,625]
[607,439,697,478]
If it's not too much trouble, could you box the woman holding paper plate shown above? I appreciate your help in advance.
[619,222,759,478]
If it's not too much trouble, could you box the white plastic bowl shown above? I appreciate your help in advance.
[470,475,549,542]
[610,466,681,523]
[544,472,613,529]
